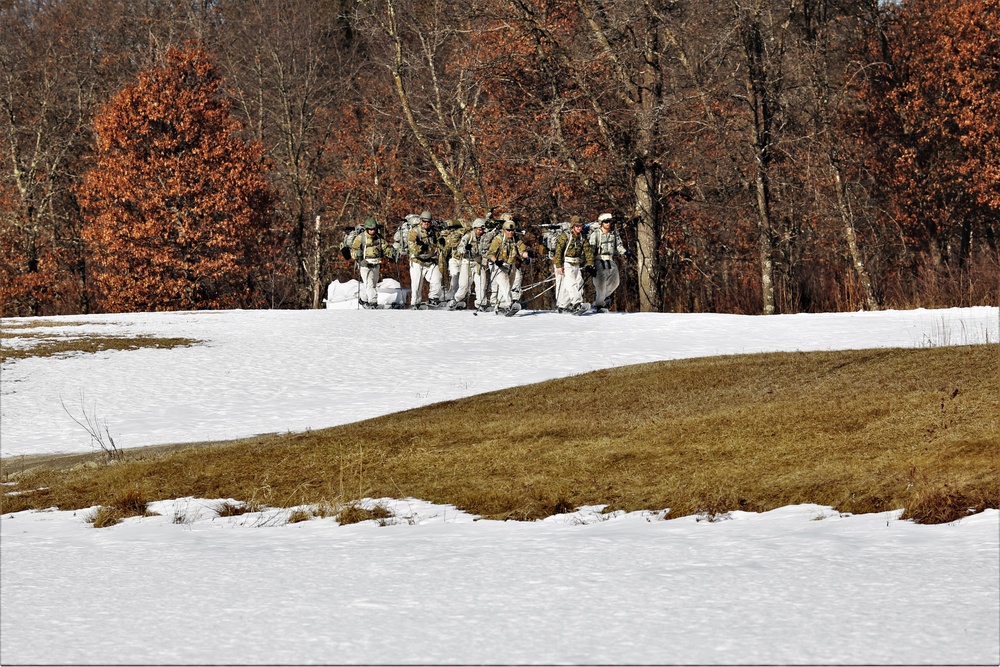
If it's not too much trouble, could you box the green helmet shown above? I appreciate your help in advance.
[420,210,433,222]
[503,220,516,231]
[364,217,377,230]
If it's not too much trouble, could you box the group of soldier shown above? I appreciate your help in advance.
[349,210,627,315]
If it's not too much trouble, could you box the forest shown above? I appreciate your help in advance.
[1,0,997,316]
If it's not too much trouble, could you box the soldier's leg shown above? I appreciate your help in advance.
[360,264,378,305]
[555,272,570,310]
[494,269,513,309]
[428,264,445,303]
[566,263,586,307]
[409,261,424,306]
[472,264,485,308]
[604,262,620,306]
[553,263,566,310]
[446,257,461,301]
[454,259,472,302]
[593,268,605,306]
[511,268,523,302]
[594,262,611,306]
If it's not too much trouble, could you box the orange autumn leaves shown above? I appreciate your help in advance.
[78,48,277,312]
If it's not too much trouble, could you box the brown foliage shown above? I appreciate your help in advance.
[861,0,1000,269]
[78,47,279,313]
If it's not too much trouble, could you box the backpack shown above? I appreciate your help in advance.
[339,225,365,261]
[392,214,422,259]
[541,222,571,256]
[478,228,499,258]
[455,228,476,259]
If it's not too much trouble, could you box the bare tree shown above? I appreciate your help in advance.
[217,0,362,308]
[791,0,879,310]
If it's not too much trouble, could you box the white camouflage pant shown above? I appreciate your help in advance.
[491,265,522,309]
[472,261,488,308]
[409,260,444,305]
[448,257,474,303]
[556,259,586,310]
[358,260,381,306]
[593,258,620,307]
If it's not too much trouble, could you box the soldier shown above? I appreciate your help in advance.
[443,218,471,306]
[476,219,501,311]
[588,212,627,312]
[407,210,445,309]
[487,219,530,315]
[352,217,395,309]
[447,218,486,310]
[553,216,595,314]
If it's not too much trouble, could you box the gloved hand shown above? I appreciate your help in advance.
[495,260,506,272]
[585,265,596,277]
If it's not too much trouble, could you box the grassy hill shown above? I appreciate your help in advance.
[2,345,998,525]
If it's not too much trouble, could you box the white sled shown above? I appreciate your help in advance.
[324,279,410,309]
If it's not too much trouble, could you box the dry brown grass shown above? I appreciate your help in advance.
[0,330,200,363]
[215,500,258,517]
[336,502,394,526]
[2,345,997,524]
[86,484,158,528]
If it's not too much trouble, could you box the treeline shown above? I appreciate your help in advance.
[2,0,997,316]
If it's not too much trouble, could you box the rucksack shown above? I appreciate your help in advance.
[541,222,571,256]
[339,224,365,261]
[478,228,499,258]
[392,214,422,259]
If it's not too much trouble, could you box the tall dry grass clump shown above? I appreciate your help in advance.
[87,484,157,528]
[3,345,997,524]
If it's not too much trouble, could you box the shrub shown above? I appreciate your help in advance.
[88,485,156,528]
[337,502,393,526]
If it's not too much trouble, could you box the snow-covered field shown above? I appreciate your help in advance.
[2,306,998,665]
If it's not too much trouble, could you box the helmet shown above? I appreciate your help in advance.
[570,215,583,228]
[501,212,514,222]
[420,210,433,222]
[364,217,377,230]
[472,218,486,229]
[597,212,613,224]
[447,218,463,228]
[502,220,516,231]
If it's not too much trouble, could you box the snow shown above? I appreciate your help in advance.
[2,306,998,665]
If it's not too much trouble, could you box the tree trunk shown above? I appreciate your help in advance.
[634,159,661,312]
[739,1,777,314]
[311,214,323,309]
[831,160,878,310]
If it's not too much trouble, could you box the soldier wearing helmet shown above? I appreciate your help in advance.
[486,218,530,315]
[352,216,395,309]
[588,212,627,311]
[442,218,472,309]
[553,216,595,314]
[444,217,488,310]
[407,210,445,308]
